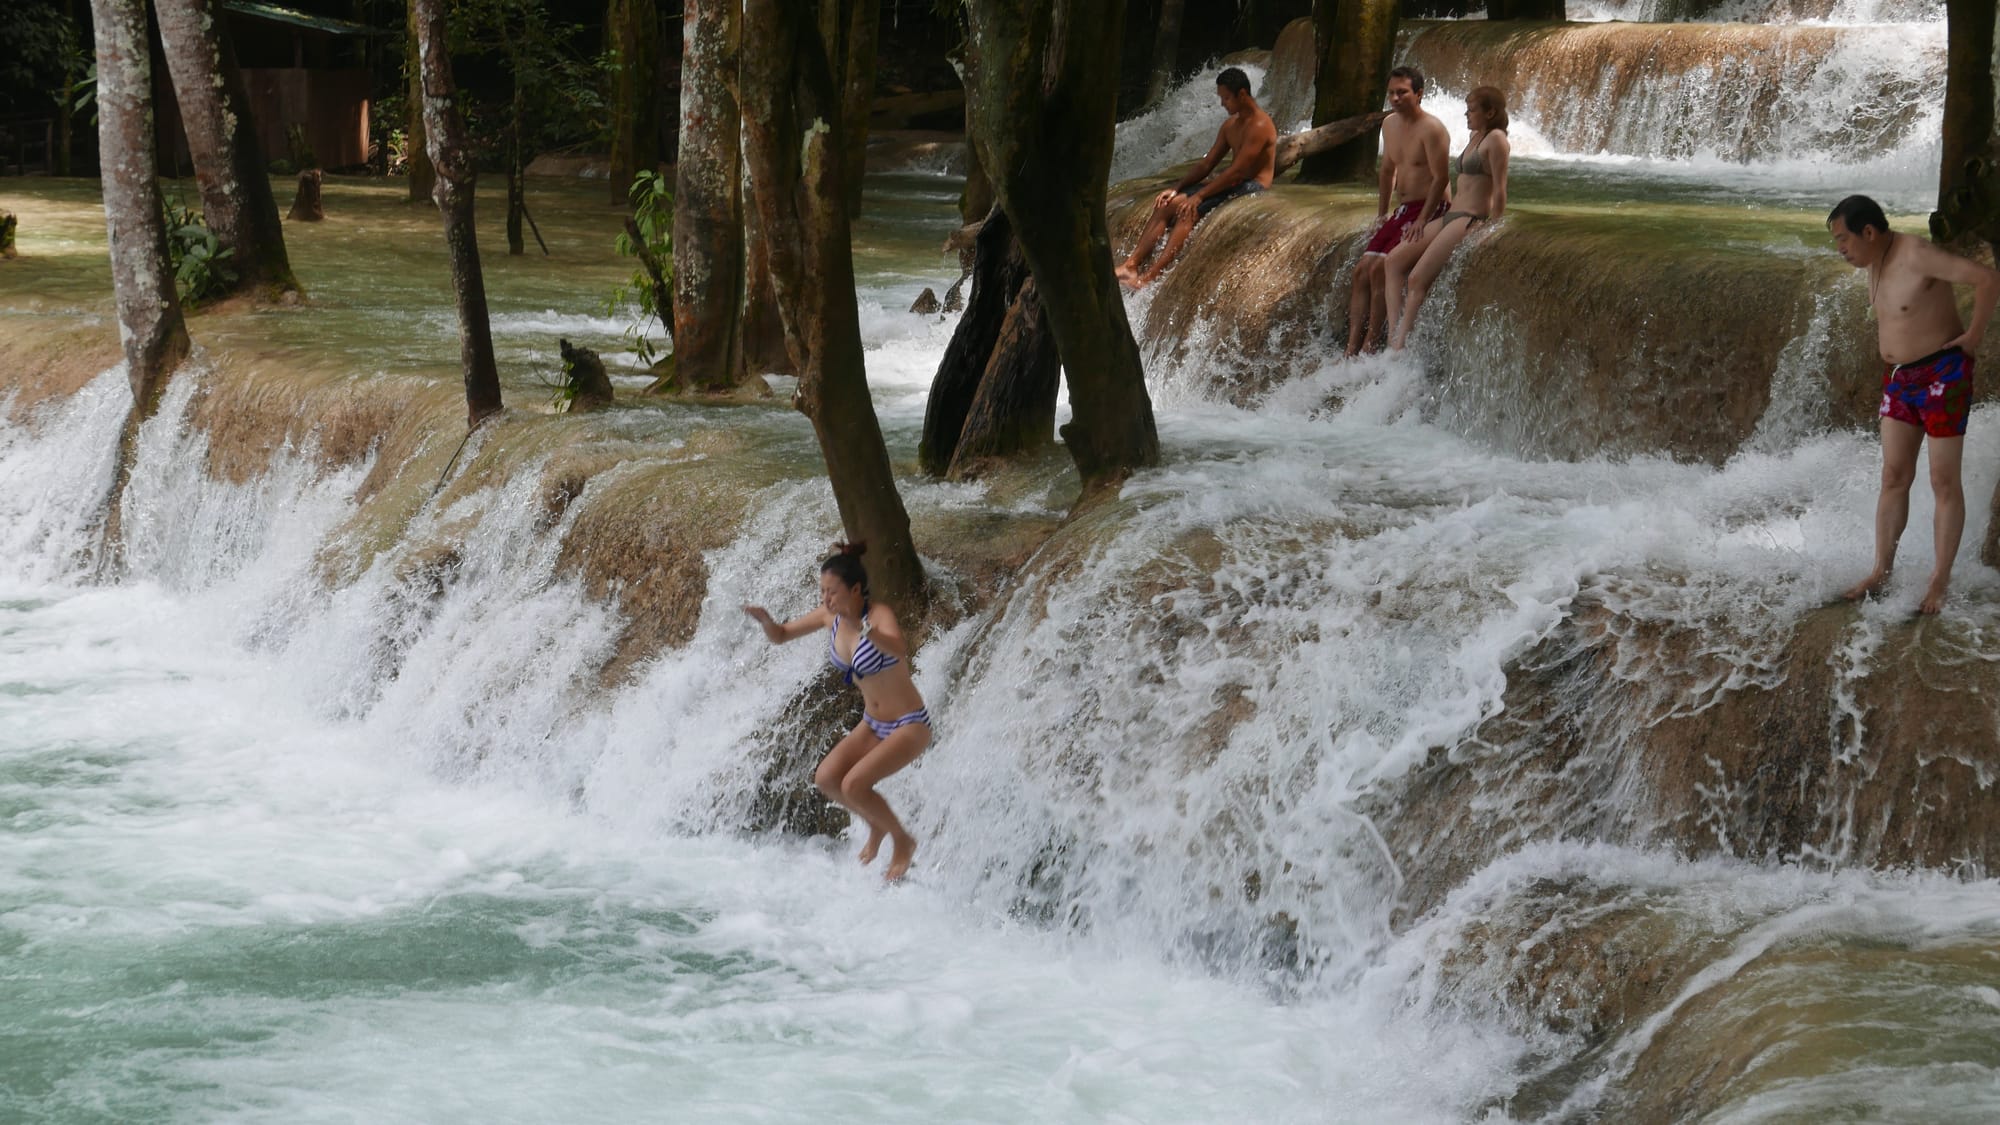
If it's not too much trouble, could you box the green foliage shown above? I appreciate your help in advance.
[161,195,238,306]
[448,0,602,167]
[608,170,674,366]
[539,350,583,412]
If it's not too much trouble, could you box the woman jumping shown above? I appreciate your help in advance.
[744,542,930,882]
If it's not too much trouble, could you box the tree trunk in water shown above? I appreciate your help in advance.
[156,0,299,299]
[0,211,15,259]
[947,278,1060,479]
[1145,0,1187,106]
[608,0,661,206]
[921,206,1029,475]
[415,0,504,428]
[819,0,878,220]
[1486,0,1564,16]
[964,0,1160,494]
[287,169,324,220]
[1274,111,1389,175]
[507,82,526,256]
[740,0,924,610]
[1936,0,2000,252]
[405,1,434,204]
[670,0,747,392]
[92,0,192,570]
[1299,0,1400,183]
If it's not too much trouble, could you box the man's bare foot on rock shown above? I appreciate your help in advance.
[1114,263,1139,288]
[885,833,917,883]
[1841,569,1889,602]
[1919,574,1951,616]
[858,828,886,866]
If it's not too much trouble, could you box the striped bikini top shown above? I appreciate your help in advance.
[828,603,900,685]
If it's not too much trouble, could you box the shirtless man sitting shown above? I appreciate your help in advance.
[1828,194,2000,614]
[1116,67,1277,291]
[1345,66,1450,357]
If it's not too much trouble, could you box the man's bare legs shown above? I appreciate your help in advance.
[1117,194,1182,288]
[1921,433,1965,614]
[1346,256,1388,356]
[1128,208,1202,290]
[1843,417,1921,602]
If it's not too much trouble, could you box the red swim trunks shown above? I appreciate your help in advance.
[1879,345,1974,438]
[1363,199,1448,255]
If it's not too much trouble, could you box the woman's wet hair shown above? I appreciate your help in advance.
[1827,194,1890,236]
[1216,67,1252,96]
[821,540,870,594]
[1468,86,1508,133]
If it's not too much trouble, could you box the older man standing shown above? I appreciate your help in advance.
[1345,66,1450,357]
[1828,194,2000,614]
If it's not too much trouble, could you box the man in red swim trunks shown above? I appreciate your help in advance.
[1345,66,1450,357]
[1828,194,2000,614]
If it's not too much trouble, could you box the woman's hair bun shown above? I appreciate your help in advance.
[832,539,868,558]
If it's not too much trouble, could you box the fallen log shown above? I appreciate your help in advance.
[1273,111,1389,177]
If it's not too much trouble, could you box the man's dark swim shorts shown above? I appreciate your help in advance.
[1179,180,1264,218]
[1880,345,1974,438]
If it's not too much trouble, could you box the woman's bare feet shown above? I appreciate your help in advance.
[857,827,887,866]
[1841,568,1890,602]
[1919,573,1951,615]
[884,832,918,883]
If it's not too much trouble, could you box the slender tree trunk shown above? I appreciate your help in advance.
[670,0,747,392]
[405,1,434,204]
[1299,0,1400,183]
[947,278,1060,478]
[819,0,878,220]
[921,206,1029,474]
[1937,0,1999,249]
[507,78,526,256]
[1145,0,1187,106]
[415,0,504,428]
[608,0,661,206]
[156,0,300,299]
[92,0,190,410]
[92,0,192,570]
[740,0,923,610]
[964,0,1160,494]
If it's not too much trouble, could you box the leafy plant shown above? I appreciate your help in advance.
[607,170,674,365]
[539,348,583,411]
[161,195,237,306]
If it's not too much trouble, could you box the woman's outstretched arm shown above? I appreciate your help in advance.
[744,604,831,644]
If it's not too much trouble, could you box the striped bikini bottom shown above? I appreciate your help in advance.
[864,708,930,740]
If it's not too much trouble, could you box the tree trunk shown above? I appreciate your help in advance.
[820,0,878,220]
[0,211,15,259]
[287,168,324,220]
[1275,111,1389,176]
[1145,0,1187,106]
[921,206,1029,474]
[415,0,504,428]
[964,0,1161,494]
[947,278,1060,478]
[1936,0,2000,252]
[1486,0,1565,16]
[740,0,924,610]
[92,0,190,411]
[608,0,661,206]
[1299,0,1400,183]
[405,1,434,204]
[507,79,526,256]
[155,0,300,299]
[670,0,748,392]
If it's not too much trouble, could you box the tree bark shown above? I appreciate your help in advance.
[1274,111,1389,176]
[1486,0,1565,16]
[740,0,924,610]
[0,211,15,259]
[415,0,504,428]
[921,206,1029,474]
[608,0,662,206]
[1299,0,1400,183]
[947,278,1060,479]
[405,1,435,204]
[1935,0,2000,253]
[819,0,878,220]
[964,0,1160,493]
[670,0,747,392]
[92,0,190,412]
[155,0,300,299]
[1145,0,1187,106]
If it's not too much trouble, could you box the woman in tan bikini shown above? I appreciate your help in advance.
[1385,86,1511,352]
